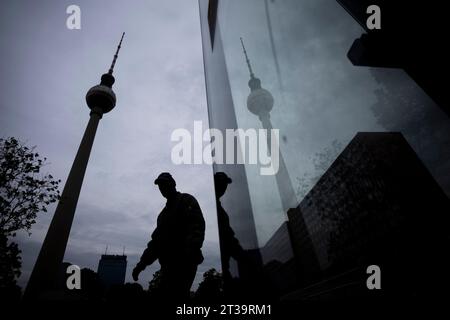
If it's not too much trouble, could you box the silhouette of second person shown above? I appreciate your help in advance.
[214,172,245,281]
[132,172,205,301]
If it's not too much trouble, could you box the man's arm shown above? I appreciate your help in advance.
[132,228,160,281]
[137,239,159,268]
[184,195,206,258]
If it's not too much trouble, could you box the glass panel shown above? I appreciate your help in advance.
[216,0,450,251]
[200,0,450,298]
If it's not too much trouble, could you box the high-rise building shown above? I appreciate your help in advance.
[97,254,127,288]
[285,132,450,299]
[24,34,125,299]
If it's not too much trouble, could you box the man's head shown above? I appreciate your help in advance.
[154,172,177,198]
[214,172,232,199]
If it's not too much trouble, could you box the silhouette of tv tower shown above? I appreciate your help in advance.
[24,33,125,299]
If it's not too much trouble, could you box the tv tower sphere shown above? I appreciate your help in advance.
[246,77,274,117]
[240,37,274,118]
[86,74,117,114]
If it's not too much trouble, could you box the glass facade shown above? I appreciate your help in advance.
[199,0,450,300]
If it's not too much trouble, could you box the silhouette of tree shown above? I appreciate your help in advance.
[80,268,104,300]
[106,282,145,303]
[194,268,223,303]
[296,140,343,199]
[312,140,343,174]
[296,173,311,201]
[147,269,162,296]
[0,137,61,298]
[0,137,61,236]
[0,233,22,301]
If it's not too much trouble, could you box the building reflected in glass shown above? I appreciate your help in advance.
[199,0,450,301]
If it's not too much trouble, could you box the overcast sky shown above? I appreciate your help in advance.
[0,0,220,290]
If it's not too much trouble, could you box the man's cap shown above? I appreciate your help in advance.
[214,172,232,184]
[154,172,176,185]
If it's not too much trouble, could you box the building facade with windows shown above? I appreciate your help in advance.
[97,254,127,288]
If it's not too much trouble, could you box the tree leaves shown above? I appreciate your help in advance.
[0,233,22,289]
[0,137,61,237]
[0,137,61,289]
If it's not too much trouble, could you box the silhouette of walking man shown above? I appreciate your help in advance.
[132,172,205,301]
[214,172,245,281]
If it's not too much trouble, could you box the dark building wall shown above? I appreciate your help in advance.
[286,207,322,286]
[259,222,298,295]
[337,0,450,117]
[287,132,450,299]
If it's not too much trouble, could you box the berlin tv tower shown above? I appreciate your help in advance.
[240,37,297,213]
[24,33,125,299]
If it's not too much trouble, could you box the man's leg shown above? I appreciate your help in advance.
[161,263,197,302]
[180,263,198,298]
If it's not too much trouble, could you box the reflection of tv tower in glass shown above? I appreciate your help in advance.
[240,37,296,213]
[24,33,125,299]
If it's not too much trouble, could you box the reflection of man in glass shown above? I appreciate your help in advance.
[214,172,245,281]
[132,172,205,301]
